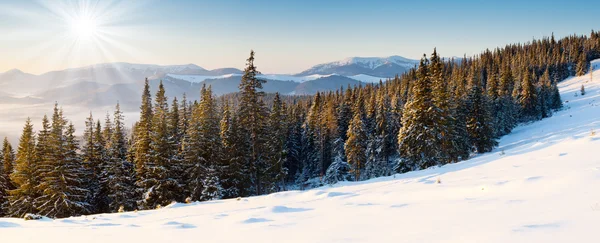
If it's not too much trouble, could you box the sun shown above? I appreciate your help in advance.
[71,15,98,41]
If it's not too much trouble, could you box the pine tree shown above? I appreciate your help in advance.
[466,70,498,153]
[2,137,15,190]
[397,55,443,170]
[430,48,453,164]
[345,109,367,181]
[8,118,39,217]
[0,138,12,216]
[168,97,185,202]
[135,78,153,187]
[106,103,137,212]
[184,85,223,201]
[35,106,90,218]
[219,102,249,198]
[519,69,540,121]
[81,113,107,213]
[364,92,393,179]
[323,156,352,185]
[259,93,287,191]
[139,81,179,209]
[236,50,270,195]
[576,53,588,76]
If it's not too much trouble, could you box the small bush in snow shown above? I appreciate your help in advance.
[236,197,242,201]
[118,205,125,213]
[156,205,162,210]
[591,129,596,136]
[436,177,441,184]
[185,197,192,204]
[23,214,44,221]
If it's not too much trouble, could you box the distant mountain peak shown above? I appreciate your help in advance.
[4,68,25,75]
[296,55,419,77]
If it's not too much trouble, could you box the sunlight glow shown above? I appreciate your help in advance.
[0,0,152,74]
[71,15,98,41]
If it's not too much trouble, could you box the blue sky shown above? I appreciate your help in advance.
[0,0,598,74]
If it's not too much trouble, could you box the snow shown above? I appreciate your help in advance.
[309,55,419,72]
[2,62,600,242]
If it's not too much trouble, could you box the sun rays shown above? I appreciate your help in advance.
[0,0,151,74]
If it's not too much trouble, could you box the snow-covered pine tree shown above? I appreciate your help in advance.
[2,137,15,190]
[397,55,444,170]
[265,93,288,192]
[323,155,352,185]
[184,85,223,201]
[219,101,250,198]
[139,81,180,209]
[303,92,323,180]
[576,52,588,76]
[134,78,153,191]
[519,69,540,121]
[495,62,517,136]
[236,50,270,195]
[1,137,15,215]
[364,91,393,179]
[8,118,39,217]
[345,108,367,181]
[106,103,137,212]
[200,167,222,201]
[81,113,107,213]
[35,105,90,218]
[168,97,185,202]
[430,48,453,165]
[466,69,498,153]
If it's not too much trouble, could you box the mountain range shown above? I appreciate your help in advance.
[0,56,420,112]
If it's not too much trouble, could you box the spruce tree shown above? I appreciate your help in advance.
[2,137,15,190]
[139,81,179,209]
[236,50,270,195]
[466,70,498,153]
[106,103,137,212]
[81,113,107,213]
[430,48,453,164]
[135,78,153,186]
[266,93,288,192]
[519,69,539,121]
[397,55,443,170]
[35,106,90,218]
[345,109,367,181]
[219,102,249,198]
[183,85,222,201]
[8,118,39,217]
[576,53,588,76]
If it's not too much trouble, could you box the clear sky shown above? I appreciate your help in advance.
[0,0,598,74]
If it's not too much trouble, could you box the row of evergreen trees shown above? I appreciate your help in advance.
[1,31,599,218]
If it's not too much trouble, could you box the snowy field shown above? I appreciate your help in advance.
[2,63,600,242]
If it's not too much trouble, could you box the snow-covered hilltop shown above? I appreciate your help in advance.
[295,55,419,77]
[2,61,599,243]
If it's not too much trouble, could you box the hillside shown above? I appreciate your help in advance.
[1,61,599,242]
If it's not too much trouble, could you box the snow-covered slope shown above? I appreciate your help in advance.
[2,63,600,243]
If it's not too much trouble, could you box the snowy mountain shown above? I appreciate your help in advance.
[2,61,598,242]
[296,55,419,77]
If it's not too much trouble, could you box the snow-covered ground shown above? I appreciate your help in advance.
[2,64,600,242]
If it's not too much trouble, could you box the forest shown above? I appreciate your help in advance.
[0,31,599,218]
